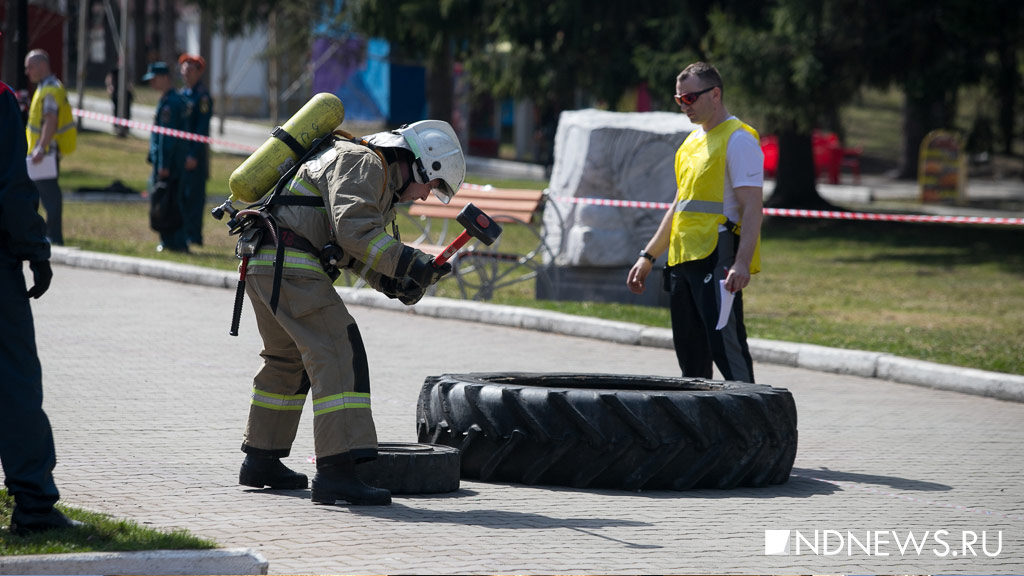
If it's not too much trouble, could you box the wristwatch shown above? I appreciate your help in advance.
[639,250,655,264]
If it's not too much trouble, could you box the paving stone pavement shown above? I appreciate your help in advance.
[20,264,1024,574]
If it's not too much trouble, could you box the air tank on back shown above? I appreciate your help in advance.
[227,93,345,203]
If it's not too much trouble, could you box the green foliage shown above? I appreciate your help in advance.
[706,0,867,134]
[0,490,216,555]
[464,2,673,110]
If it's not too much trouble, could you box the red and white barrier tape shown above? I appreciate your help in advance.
[72,109,1023,226]
[552,195,1024,226]
[73,108,259,153]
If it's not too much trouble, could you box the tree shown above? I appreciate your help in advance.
[707,0,869,208]
[858,0,999,179]
[353,0,485,123]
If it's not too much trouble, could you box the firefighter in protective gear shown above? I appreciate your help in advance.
[237,120,464,506]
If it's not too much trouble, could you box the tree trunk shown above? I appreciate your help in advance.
[132,0,145,76]
[426,36,453,122]
[267,10,278,125]
[764,129,834,209]
[996,23,1017,156]
[217,22,227,135]
[2,0,28,90]
[159,0,174,66]
[898,88,955,180]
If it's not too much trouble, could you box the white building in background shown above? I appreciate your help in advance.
[176,5,271,118]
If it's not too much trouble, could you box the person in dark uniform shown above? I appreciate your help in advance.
[178,54,213,247]
[0,80,82,536]
[142,62,191,253]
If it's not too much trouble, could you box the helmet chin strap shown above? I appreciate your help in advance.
[413,157,431,185]
[392,156,415,204]
[393,178,411,204]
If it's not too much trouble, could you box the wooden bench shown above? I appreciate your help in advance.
[404,185,556,300]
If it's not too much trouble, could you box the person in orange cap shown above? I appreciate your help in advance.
[178,53,213,247]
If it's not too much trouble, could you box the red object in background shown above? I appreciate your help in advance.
[760,131,862,184]
[761,134,779,178]
[0,4,66,84]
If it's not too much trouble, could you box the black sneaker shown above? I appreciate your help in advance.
[10,508,84,536]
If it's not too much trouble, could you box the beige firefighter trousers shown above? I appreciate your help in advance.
[242,273,378,464]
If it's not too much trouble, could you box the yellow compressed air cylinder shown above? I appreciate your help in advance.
[228,93,345,203]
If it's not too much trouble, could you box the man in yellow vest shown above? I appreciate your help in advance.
[25,49,76,246]
[627,62,764,383]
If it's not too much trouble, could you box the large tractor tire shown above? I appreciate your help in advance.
[416,373,797,491]
[355,442,460,494]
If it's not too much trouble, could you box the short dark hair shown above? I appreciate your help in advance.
[677,62,723,95]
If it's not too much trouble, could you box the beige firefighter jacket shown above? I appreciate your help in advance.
[245,138,410,291]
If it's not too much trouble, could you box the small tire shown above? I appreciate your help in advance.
[356,442,461,494]
[417,373,798,491]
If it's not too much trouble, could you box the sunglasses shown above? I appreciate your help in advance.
[674,85,718,106]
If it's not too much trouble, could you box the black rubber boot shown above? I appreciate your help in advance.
[311,461,391,506]
[239,454,308,489]
[11,507,84,536]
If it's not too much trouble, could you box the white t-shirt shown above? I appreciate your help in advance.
[688,116,764,227]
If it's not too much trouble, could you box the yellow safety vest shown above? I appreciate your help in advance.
[26,78,77,156]
[667,117,761,273]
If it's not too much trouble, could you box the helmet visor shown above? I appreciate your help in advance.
[431,181,454,204]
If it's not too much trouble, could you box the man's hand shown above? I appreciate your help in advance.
[406,250,453,287]
[381,276,427,305]
[27,261,53,299]
[184,156,197,171]
[158,168,171,179]
[724,264,751,294]
[396,278,427,306]
[626,258,652,295]
[30,146,46,164]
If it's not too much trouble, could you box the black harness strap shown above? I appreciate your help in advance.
[272,195,325,207]
[259,134,336,314]
[272,126,308,157]
[724,218,741,235]
[257,132,389,315]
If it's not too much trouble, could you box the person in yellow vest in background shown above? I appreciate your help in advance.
[25,49,76,246]
[627,62,764,383]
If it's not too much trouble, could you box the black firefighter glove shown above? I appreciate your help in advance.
[27,260,53,299]
[405,249,454,288]
[380,276,428,306]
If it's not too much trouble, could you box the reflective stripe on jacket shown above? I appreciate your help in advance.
[667,117,761,273]
[26,77,76,156]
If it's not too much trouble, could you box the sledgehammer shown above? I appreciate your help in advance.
[433,203,503,267]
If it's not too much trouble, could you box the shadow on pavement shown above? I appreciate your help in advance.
[791,467,952,492]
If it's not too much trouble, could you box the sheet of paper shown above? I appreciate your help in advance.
[26,152,57,181]
[715,279,735,330]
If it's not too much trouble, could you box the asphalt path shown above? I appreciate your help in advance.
[21,263,1024,574]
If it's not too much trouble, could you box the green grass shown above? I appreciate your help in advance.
[56,127,1024,376]
[0,489,215,555]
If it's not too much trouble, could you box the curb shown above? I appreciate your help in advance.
[0,548,268,575]
[49,247,1024,403]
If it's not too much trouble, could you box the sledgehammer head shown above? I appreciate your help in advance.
[456,203,502,246]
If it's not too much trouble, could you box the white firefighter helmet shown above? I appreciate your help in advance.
[364,120,466,204]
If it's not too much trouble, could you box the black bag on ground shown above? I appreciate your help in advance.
[149,178,182,233]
